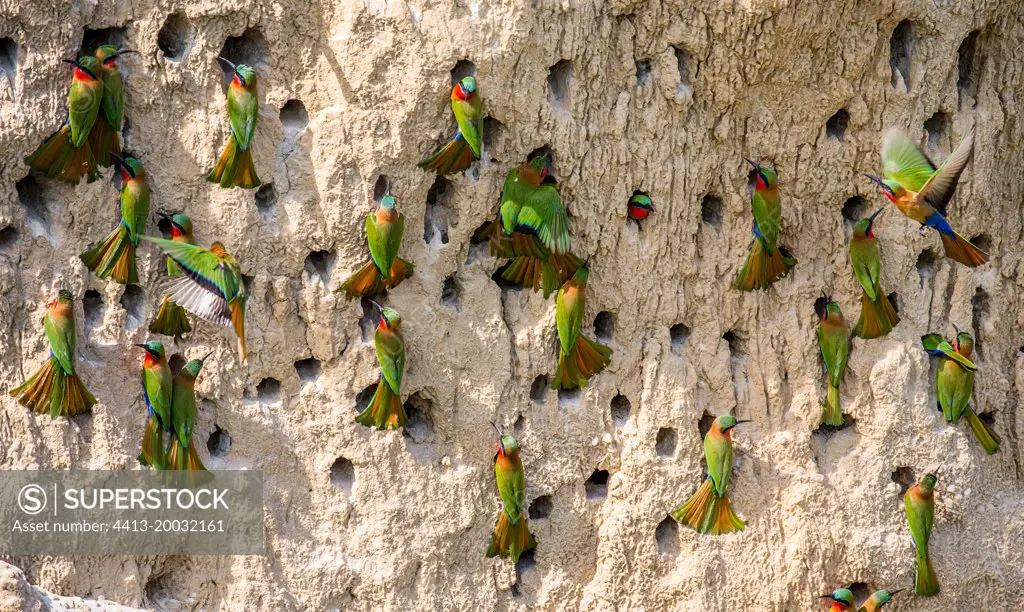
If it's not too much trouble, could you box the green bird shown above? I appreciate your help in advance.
[336,194,414,300]
[735,159,796,290]
[550,263,612,389]
[672,414,749,535]
[142,236,248,362]
[88,45,137,168]
[9,289,97,418]
[24,56,104,183]
[499,157,571,254]
[149,213,194,337]
[167,353,211,473]
[857,589,903,612]
[137,341,172,470]
[419,76,482,175]
[355,302,407,429]
[486,433,536,563]
[922,328,999,454]
[817,298,849,426]
[208,58,260,189]
[821,588,855,611]
[905,471,940,596]
[849,209,900,339]
[80,154,149,285]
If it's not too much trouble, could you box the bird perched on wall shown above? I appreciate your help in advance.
[735,159,796,290]
[419,76,482,175]
[486,432,536,563]
[550,263,612,389]
[149,213,194,336]
[904,471,940,596]
[866,126,987,267]
[208,58,260,188]
[849,209,899,339]
[627,193,655,230]
[88,45,136,168]
[335,193,414,300]
[817,297,849,426]
[142,236,248,362]
[921,328,1000,454]
[168,354,211,473]
[137,341,172,470]
[9,289,97,418]
[355,302,407,429]
[820,588,855,611]
[80,154,149,285]
[24,56,104,183]
[857,589,902,612]
[672,414,749,534]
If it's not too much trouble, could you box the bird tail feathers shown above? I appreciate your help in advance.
[486,510,536,563]
[671,478,745,535]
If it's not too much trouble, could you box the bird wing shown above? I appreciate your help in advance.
[100,69,124,130]
[496,461,526,524]
[228,85,258,151]
[705,433,733,496]
[43,310,75,375]
[518,185,571,254]
[143,365,172,423]
[121,182,150,245]
[921,336,977,371]
[881,128,936,192]
[170,374,197,447]
[751,190,781,253]
[375,328,405,394]
[453,96,482,158]
[68,77,103,146]
[143,237,239,325]
[555,281,585,354]
[849,241,881,300]
[818,323,850,388]
[365,211,387,276]
[918,126,974,211]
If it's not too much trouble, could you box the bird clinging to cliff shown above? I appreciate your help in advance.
[9,289,97,418]
[672,414,749,535]
[24,56,104,183]
[168,354,211,474]
[137,340,172,470]
[921,327,1000,454]
[80,154,149,285]
[550,263,612,389]
[355,302,408,429]
[142,236,249,362]
[904,471,940,596]
[335,193,414,300]
[865,126,988,267]
[486,432,536,563]
[820,588,855,611]
[849,209,900,339]
[817,297,849,427]
[208,58,260,189]
[88,45,137,168]
[149,213,194,337]
[857,589,903,612]
[418,76,482,175]
[734,159,796,291]
[627,193,655,230]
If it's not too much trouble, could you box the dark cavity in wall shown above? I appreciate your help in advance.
[969,234,991,254]
[304,250,336,286]
[353,382,377,413]
[424,176,452,246]
[0,226,17,251]
[826,109,849,142]
[17,175,50,241]
[280,99,309,134]
[168,354,186,376]
[892,466,915,496]
[450,59,476,86]
[593,311,614,344]
[257,378,281,404]
[670,323,689,352]
[701,195,722,229]
[255,183,277,217]
[482,117,503,160]
[83,290,104,331]
[546,60,572,109]
[924,112,948,150]
[916,249,937,279]
[557,387,580,407]
[0,38,18,84]
[972,288,988,360]
[957,31,981,108]
[585,470,609,500]
[120,285,145,332]
[207,425,231,457]
[849,583,871,604]
[698,411,716,438]
[330,457,355,495]
[295,357,321,383]
[889,20,913,91]
[671,45,691,95]
[635,59,652,87]
[372,175,389,203]
[887,292,899,314]
[157,13,194,61]
[610,394,631,426]
[80,27,126,57]
[530,375,549,404]
[813,296,829,320]
[655,428,677,457]
[655,515,679,557]
[441,275,461,310]
[841,196,867,230]
[219,28,269,79]
[529,495,552,519]
[403,393,436,462]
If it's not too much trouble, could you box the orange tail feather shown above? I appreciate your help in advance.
[551,335,612,390]
[486,511,536,563]
[139,414,167,469]
[355,377,407,429]
[940,231,988,267]
[87,119,121,168]
[418,136,475,175]
[671,478,745,535]
[149,295,192,336]
[208,138,261,189]
[80,224,139,284]
[9,357,96,418]
[853,288,900,339]
[168,438,208,472]
[337,260,386,299]
[230,300,247,362]
[734,238,796,291]
[385,257,414,290]
[25,125,98,183]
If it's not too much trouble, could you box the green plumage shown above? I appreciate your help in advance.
[375,308,405,396]
[555,267,587,356]
[516,184,571,255]
[850,222,881,301]
[921,332,976,423]
[95,46,124,130]
[495,437,526,524]
[366,196,404,277]
[44,302,75,376]
[905,473,940,596]
[751,166,781,255]
[142,237,244,303]
[68,56,104,147]
[817,300,849,426]
[138,341,172,470]
[705,417,734,496]
[228,68,258,152]
[452,78,482,159]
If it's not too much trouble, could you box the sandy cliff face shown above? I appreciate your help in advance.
[1,0,1023,609]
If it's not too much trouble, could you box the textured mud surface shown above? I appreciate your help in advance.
[1,0,1023,610]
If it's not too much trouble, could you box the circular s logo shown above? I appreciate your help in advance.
[18,484,47,515]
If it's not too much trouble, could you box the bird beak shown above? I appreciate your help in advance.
[863,173,885,187]
[491,422,503,437]
[744,157,760,172]
[217,56,237,71]
[869,208,885,222]
[156,211,173,221]
[134,344,149,353]
[367,299,384,314]
[889,589,905,597]
[200,351,214,363]
[116,49,139,57]
[109,152,126,167]
[952,323,961,336]
[734,420,753,424]
[582,256,590,268]
[819,595,835,601]
[649,204,656,213]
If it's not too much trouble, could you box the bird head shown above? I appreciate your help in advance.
[714,414,751,436]
[853,208,884,238]
[629,193,654,212]
[111,153,144,180]
[64,56,101,81]
[920,471,938,493]
[135,341,166,361]
[95,45,137,67]
[864,174,901,203]
[497,433,519,458]
[820,588,855,609]
[53,289,74,308]
[951,324,974,357]
[368,300,401,330]
[379,194,397,210]
[745,158,777,190]
[456,76,477,98]
[522,156,549,184]
[180,353,210,380]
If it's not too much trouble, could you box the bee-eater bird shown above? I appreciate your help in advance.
[820,588,855,611]
[355,302,407,429]
[418,76,482,175]
[24,56,104,183]
[866,126,987,267]
[9,289,96,418]
[627,193,655,230]
[137,341,172,470]
[550,263,612,389]
[905,471,940,596]
[142,236,248,362]
[735,159,796,290]
[817,298,849,426]
[149,213,194,336]
[921,328,999,454]
[849,209,899,339]
[88,45,137,168]
[498,157,571,254]
[335,194,414,300]
[857,589,903,612]
[486,433,536,563]
[207,58,260,189]
[168,354,211,472]
[672,414,749,534]
[80,154,149,285]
